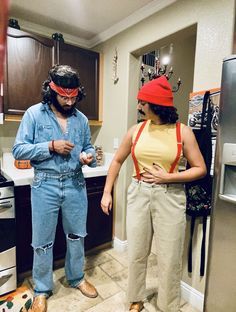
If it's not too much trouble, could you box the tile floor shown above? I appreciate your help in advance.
[22,247,200,312]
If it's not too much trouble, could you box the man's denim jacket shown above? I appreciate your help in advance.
[12,103,96,177]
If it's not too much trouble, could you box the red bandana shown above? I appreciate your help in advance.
[49,81,79,97]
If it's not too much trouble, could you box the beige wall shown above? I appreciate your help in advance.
[92,0,235,294]
[0,121,19,154]
[0,0,235,295]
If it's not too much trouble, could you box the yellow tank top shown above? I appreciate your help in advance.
[132,120,183,176]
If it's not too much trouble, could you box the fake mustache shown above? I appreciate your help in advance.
[138,109,146,116]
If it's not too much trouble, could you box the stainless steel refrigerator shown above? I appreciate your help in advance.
[204,55,236,311]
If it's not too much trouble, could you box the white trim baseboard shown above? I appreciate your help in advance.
[113,237,128,252]
[181,281,204,312]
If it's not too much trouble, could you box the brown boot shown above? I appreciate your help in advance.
[129,301,144,311]
[77,279,98,298]
[27,295,47,312]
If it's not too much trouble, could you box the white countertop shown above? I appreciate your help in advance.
[1,152,114,186]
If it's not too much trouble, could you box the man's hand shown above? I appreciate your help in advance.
[50,140,75,155]
[79,152,93,165]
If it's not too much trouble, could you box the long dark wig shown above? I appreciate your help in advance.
[41,64,85,105]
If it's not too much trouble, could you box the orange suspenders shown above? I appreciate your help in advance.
[169,122,182,173]
[131,121,182,180]
[131,120,148,180]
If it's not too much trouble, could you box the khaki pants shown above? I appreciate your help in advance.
[126,179,186,312]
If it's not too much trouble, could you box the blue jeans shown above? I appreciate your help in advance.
[31,171,88,297]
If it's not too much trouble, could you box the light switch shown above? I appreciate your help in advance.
[113,138,119,149]
[0,113,3,125]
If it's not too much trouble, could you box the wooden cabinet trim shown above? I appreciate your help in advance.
[98,53,104,121]
[4,114,102,125]
[7,28,54,46]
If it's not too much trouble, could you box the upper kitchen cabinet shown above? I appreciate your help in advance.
[3,28,102,123]
[57,42,100,121]
[4,28,55,116]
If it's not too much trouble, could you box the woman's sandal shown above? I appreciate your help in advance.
[129,301,144,311]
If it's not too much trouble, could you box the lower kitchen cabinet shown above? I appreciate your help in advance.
[85,176,113,250]
[14,176,112,276]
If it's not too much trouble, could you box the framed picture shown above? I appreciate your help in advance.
[188,88,220,175]
[188,88,220,136]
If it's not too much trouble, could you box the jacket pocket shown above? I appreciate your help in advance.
[36,124,53,141]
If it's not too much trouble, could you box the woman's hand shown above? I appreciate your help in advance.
[142,164,170,184]
[101,192,113,215]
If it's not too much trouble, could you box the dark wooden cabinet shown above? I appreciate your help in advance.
[14,185,33,275]
[58,42,99,120]
[4,28,55,115]
[85,176,113,250]
[4,28,100,120]
[15,176,112,276]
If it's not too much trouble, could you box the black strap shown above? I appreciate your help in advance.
[188,216,207,276]
[199,91,211,276]
[188,215,196,273]
[200,90,211,130]
[200,215,207,276]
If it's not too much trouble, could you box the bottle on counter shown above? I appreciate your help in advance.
[95,145,104,166]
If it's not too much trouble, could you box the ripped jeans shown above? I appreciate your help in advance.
[31,171,87,297]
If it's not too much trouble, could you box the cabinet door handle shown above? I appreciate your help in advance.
[0,274,12,287]
[0,82,3,96]
[0,201,12,209]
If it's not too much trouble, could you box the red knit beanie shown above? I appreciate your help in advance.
[137,76,173,107]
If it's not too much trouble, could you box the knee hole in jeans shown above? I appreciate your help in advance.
[33,241,53,254]
[67,233,81,240]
